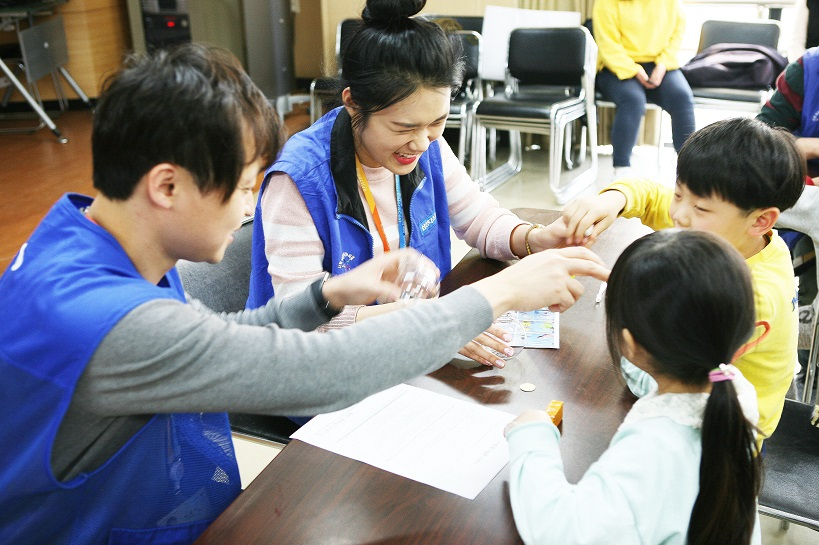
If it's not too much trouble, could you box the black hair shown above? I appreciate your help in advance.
[677,117,806,213]
[341,0,464,130]
[92,43,283,202]
[605,229,761,545]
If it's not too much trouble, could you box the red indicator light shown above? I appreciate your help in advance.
[166,20,176,28]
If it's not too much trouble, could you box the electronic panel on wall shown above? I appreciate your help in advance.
[140,0,191,52]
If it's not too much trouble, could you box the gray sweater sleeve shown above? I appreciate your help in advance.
[53,286,491,480]
[78,286,492,416]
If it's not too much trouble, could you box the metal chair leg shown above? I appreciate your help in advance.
[0,57,66,143]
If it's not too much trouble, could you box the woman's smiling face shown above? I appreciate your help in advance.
[344,86,451,174]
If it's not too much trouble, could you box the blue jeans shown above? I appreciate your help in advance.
[597,64,696,167]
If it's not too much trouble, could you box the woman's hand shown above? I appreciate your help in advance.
[457,323,517,369]
[523,217,582,253]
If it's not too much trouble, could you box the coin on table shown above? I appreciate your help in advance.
[519,382,536,392]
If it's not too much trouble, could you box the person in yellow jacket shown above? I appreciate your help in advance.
[562,117,806,444]
[593,0,696,177]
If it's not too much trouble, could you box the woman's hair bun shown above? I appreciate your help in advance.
[362,0,426,24]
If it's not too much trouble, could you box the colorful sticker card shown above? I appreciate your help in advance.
[514,308,559,349]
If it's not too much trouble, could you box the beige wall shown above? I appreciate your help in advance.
[294,0,324,79]
[298,0,516,78]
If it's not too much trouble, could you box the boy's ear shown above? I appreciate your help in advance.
[144,163,179,210]
[748,207,779,237]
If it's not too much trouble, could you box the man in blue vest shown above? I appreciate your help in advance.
[0,43,608,545]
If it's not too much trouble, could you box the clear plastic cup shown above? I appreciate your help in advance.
[397,252,441,301]
[485,313,525,360]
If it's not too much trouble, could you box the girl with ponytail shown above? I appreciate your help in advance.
[505,229,762,544]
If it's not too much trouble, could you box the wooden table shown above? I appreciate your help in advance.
[195,209,652,545]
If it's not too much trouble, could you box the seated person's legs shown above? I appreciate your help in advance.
[647,68,695,153]
[596,68,647,168]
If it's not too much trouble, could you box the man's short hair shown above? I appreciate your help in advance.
[92,43,282,202]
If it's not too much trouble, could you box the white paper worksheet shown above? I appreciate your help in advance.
[290,384,516,499]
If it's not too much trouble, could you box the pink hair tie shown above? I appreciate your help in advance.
[709,364,735,383]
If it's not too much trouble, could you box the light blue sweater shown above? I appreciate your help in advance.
[506,367,762,545]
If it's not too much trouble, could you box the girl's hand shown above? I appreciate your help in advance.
[504,409,553,436]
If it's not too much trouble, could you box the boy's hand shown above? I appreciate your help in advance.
[562,191,627,245]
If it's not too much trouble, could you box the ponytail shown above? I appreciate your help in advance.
[688,379,760,545]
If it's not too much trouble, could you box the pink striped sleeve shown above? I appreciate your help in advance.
[260,172,360,325]
[438,137,525,260]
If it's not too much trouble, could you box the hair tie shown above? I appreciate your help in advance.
[709,363,735,383]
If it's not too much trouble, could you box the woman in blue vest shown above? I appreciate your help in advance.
[249,0,578,367]
[0,43,609,545]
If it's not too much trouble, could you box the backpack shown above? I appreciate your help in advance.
[680,43,788,89]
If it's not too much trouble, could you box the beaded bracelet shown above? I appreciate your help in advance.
[524,223,544,255]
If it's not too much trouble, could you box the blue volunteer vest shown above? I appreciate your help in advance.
[248,107,452,308]
[0,194,240,545]
[800,47,819,174]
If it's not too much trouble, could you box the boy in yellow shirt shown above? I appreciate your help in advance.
[563,117,806,442]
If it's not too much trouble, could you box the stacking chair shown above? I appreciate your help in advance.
[759,200,819,529]
[758,399,819,531]
[776,187,819,403]
[421,14,483,34]
[470,26,598,204]
[176,216,301,445]
[309,18,362,124]
[687,19,782,113]
[446,30,483,165]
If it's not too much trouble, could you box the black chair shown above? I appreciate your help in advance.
[776,190,819,403]
[687,19,782,113]
[470,26,598,203]
[446,29,483,165]
[758,398,819,531]
[421,14,483,34]
[309,18,362,124]
[175,216,301,445]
